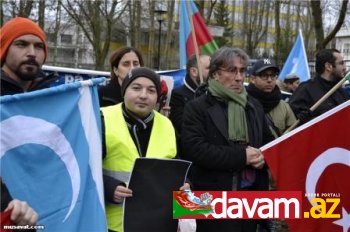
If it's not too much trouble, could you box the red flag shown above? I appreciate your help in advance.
[261,100,350,232]
[1,209,14,232]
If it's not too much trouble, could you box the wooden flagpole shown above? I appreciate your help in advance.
[285,71,350,133]
[186,0,204,84]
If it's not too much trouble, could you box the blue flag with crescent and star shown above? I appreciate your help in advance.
[0,79,107,231]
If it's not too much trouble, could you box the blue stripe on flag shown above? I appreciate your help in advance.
[0,79,107,231]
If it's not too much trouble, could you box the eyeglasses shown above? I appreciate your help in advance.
[218,67,246,76]
[258,73,278,81]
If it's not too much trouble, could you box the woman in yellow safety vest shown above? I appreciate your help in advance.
[101,67,189,232]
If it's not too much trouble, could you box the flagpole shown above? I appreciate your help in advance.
[186,0,204,84]
[285,72,350,133]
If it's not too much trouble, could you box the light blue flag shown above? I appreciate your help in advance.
[0,79,107,232]
[278,31,311,82]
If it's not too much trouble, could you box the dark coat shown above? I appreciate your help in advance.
[169,74,198,134]
[0,70,57,96]
[98,78,122,107]
[181,92,274,232]
[289,74,350,123]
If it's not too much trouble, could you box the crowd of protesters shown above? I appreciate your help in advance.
[1,16,349,232]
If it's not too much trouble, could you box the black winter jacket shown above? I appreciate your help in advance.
[181,93,273,191]
[169,74,198,134]
[289,74,349,123]
[181,93,274,232]
[98,78,122,107]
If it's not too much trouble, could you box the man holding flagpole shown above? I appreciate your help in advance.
[289,48,349,124]
[0,17,57,228]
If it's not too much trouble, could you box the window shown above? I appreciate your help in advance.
[61,34,72,44]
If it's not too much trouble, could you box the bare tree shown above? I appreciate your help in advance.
[310,0,348,50]
[243,1,270,57]
[18,0,34,17]
[1,1,4,25]
[274,1,281,63]
[52,0,62,65]
[147,0,156,68]
[163,0,175,69]
[38,0,45,28]
[134,0,141,48]
[62,0,126,70]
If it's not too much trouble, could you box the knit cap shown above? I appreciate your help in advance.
[0,17,48,64]
[121,67,161,100]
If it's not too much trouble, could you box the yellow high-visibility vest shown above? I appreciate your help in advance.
[102,103,176,231]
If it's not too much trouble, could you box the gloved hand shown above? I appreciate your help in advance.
[297,108,312,124]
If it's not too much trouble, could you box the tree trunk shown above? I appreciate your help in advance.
[134,1,141,49]
[310,1,324,50]
[164,0,175,69]
[147,0,155,68]
[53,0,62,65]
[274,1,281,63]
[38,0,45,28]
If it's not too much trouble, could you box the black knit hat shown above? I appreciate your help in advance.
[121,67,161,99]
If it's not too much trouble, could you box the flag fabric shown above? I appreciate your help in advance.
[0,79,107,231]
[179,0,218,69]
[261,100,350,232]
[278,31,311,82]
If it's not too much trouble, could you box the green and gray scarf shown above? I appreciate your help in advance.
[208,78,249,142]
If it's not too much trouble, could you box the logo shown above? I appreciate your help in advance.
[173,191,342,220]
[263,59,271,65]
[173,190,213,218]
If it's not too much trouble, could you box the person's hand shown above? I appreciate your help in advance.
[297,108,312,124]
[179,182,191,191]
[5,199,38,226]
[113,185,133,203]
[246,146,265,169]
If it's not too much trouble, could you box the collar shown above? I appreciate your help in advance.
[184,74,199,93]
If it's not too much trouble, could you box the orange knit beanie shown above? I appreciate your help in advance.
[0,17,48,64]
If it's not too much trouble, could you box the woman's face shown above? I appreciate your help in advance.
[124,77,158,118]
[114,51,141,84]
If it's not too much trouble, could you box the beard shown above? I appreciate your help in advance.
[15,58,41,81]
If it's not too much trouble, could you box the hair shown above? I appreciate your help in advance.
[109,47,144,80]
[208,46,249,77]
[186,54,199,73]
[185,54,210,73]
[315,48,340,75]
[284,78,299,85]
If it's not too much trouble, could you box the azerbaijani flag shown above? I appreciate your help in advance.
[179,0,218,68]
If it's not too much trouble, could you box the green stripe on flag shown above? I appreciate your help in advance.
[201,41,219,55]
[173,200,213,219]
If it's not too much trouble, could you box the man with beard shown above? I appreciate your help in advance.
[247,58,296,138]
[0,17,57,228]
[169,54,210,135]
[0,17,56,95]
[289,49,349,124]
